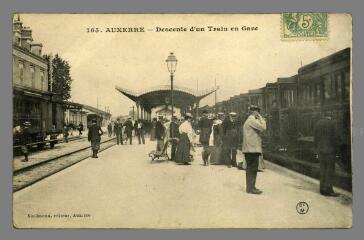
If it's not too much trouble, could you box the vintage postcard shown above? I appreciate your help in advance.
[12,13,352,228]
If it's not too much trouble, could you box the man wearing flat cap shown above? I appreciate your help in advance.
[114,118,123,145]
[222,112,241,168]
[88,119,104,158]
[242,105,266,194]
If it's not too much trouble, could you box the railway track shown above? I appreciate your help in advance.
[13,135,87,156]
[13,137,116,192]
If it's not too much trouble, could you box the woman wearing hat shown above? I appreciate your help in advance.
[209,113,224,165]
[175,113,195,165]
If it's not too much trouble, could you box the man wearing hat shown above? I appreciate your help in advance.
[123,117,134,145]
[222,112,241,168]
[198,109,213,166]
[314,111,340,197]
[114,118,123,145]
[242,105,266,194]
[88,119,104,158]
[107,121,113,138]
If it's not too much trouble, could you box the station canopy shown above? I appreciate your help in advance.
[115,84,218,110]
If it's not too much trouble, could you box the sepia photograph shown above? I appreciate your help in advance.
[12,13,352,228]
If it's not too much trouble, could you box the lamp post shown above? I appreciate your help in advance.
[166,52,177,120]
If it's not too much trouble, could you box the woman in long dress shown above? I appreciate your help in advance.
[175,114,195,165]
[150,118,156,141]
[209,118,224,164]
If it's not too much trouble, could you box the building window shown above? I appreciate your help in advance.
[40,70,44,91]
[18,61,24,84]
[30,65,35,88]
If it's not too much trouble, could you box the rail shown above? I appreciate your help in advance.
[13,135,86,149]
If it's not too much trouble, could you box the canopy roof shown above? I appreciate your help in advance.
[115,84,218,110]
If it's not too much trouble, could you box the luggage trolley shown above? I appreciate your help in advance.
[148,138,178,162]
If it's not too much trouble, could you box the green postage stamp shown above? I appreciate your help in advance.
[281,13,328,40]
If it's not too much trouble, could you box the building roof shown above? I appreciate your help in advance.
[248,88,264,94]
[277,75,298,84]
[115,84,219,109]
[82,104,112,117]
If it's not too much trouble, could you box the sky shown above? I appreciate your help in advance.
[19,14,352,116]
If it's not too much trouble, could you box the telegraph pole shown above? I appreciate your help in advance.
[214,77,217,105]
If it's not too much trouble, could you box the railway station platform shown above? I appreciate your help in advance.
[13,138,352,229]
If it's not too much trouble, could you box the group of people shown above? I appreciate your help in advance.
[199,105,267,194]
[108,117,146,145]
[148,106,267,194]
[86,108,344,197]
[63,122,84,142]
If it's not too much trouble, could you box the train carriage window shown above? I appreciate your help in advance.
[308,84,314,104]
[284,90,288,107]
[344,71,350,100]
[323,75,333,102]
[290,89,294,106]
[315,82,322,105]
[331,75,336,100]
[335,72,342,101]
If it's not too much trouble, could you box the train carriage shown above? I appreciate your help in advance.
[13,86,65,150]
[294,48,351,168]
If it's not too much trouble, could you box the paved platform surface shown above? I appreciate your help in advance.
[13,139,352,228]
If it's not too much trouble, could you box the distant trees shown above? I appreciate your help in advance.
[44,54,73,101]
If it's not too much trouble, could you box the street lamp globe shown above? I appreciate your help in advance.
[166,52,178,74]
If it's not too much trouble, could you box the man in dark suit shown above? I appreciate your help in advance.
[169,116,180,161]
[135,119,145,144]
[222,112,241,168]
[114,118,123,145]
[124,118,134,145]
[198,110,213,166]
[88,119,103,158]
[314,111,340,197]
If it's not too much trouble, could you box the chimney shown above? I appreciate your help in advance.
[30,43,43,56]
[13,14,23,31]
[21,26,32,38]
[13,15,23,46]
[20,27,33,50]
